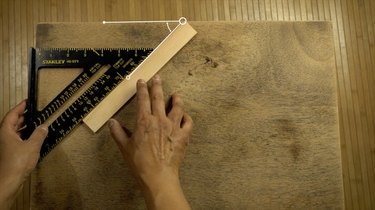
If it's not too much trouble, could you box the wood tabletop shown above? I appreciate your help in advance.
[32,21,343,209]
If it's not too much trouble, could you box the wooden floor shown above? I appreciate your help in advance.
[0,0,374,209]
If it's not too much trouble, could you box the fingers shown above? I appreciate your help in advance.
[181,113,193,133]
[136,79,151,120]
[168,94,185,128]
[108,119,130,149]
[27,125,48,150]
[150,75,166,117]
[2,100,26,129]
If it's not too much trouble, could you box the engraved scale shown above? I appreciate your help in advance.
[23,48,153,159]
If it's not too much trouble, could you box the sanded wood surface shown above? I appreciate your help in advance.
[32,21,343,209]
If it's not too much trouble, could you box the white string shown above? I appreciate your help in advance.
[166,22,172,32]
[103,17,187,26]
[103,20,179,24]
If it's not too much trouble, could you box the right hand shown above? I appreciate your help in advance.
[108,75,193,188]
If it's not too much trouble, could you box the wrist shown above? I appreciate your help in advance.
[0,170,25,206]
[139,171,190,210]
[139,168,179,189]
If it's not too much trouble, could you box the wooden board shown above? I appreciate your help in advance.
[32,21,344,209]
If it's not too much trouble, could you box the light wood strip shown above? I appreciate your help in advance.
[3,0,10,114]
[300,0,307,20]
[246,0,254,20]
[0,0,3,118]
[252,0,260,20]
[350,0,374,207]
[8,0,15,108]
[353,0,375,207]
[311,0,318,20]
[14,4,21,209]
[342,0,367,208]
[330,2,356,210]
[200,0,208,21]
[288,0,295,21]
[294,0,301,20]
[283,0,289,20]
[14,0,22,104]
[212,0,219,20]
[205,0,213,21]
[276,0,283,20]
[240,0,248,21]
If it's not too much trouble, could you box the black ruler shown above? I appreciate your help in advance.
[23,48,153,159]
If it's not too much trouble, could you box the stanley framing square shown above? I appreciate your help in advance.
[23,48,153,159]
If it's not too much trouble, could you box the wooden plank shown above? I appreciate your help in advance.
[217,0,225,20]
[361,0,375,184]
[311,0,319,20]
[351,0,375,207]
[223,0,231,20]
[86,0,93,21]
[240,0,248,21]
[282,0,289,20]
[176,0,183,18]
[8,0,15,108]
[200,0,208,21]
[341,0,366,208]
[211,0,218,20]
[323,0,331,21]
[81,0,88,22]
[14,0,21,103]
[270,0,277,20]
[33,21,343,210]
[294,0,302,20]
[276,0,283,20]
[0,0,3,118]
[2,0,9,113]
[206,0,213,21]
[246,0,255,20]
[330,1,356,209]
[83,22,197,132]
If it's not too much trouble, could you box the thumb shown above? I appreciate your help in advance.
[27,125,48,149]
[108,119,130,149]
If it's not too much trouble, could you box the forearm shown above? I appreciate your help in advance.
[0,174,23,210]
[142,176,191,210]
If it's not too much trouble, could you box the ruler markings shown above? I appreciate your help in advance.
[23,47,153,159]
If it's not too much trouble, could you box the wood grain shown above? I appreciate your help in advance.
[32,21,343,209]
[0,0,374,209]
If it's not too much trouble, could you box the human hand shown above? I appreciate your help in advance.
[109,75,193,210]
[0,100,48,209]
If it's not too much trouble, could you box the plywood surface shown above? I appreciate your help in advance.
[32,21,343,209]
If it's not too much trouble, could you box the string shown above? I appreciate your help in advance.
[103,19,179,24]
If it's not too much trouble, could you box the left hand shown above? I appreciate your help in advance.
[0,100,48,209]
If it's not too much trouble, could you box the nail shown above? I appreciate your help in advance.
[39,125,49,133]
[153,74,160,80]
[138,79,146,83]
[108,119,115,128]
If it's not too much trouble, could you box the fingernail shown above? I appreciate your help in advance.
[153,74,160,80]
[108,119,115,128]
[138,79,146,83]
[39,125,49,133]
